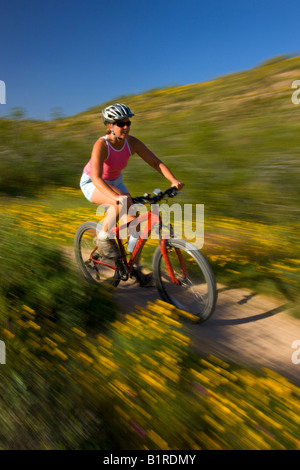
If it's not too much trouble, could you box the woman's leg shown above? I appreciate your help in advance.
[90,187,120,234]
[90,185,136,235]
[90,184,145,266]
[90,185,151,283]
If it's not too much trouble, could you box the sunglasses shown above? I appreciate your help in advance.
[115,120,131,128]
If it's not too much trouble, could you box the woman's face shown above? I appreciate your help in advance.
[110,118,131,140]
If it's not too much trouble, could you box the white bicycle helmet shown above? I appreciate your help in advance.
[102,103,134,124]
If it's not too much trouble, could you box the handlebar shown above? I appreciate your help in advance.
[132,187,178,205]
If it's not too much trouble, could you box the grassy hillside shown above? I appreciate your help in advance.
[1,55,299,305]
[1,56,299,218]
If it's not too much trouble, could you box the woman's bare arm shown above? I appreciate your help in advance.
[129,136,184,190]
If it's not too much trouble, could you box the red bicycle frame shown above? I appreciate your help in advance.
[90,205,188,284]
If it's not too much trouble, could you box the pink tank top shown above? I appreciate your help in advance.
[83,136,132,181]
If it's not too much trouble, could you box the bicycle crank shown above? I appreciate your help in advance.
[116,259,129,281]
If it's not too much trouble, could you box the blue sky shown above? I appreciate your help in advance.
[0,0,299,120]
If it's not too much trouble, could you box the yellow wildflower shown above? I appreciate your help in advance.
[2,328,15,339]
[148,430,169,450]
[71,327,86,337]
[27,320,41,330]
[78,352,93,364]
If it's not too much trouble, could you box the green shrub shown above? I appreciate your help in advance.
[0,216,117,331]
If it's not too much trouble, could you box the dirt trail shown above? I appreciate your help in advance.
[114,280,300,386]
[66,246,299,385]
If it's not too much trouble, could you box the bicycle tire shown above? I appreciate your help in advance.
[152,238,217,323]
[74,221,120,288]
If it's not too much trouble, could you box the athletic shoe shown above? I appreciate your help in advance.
[97,238,120,259]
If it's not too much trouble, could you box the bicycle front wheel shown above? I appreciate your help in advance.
[74,221,120,288]
[153,239,217,323]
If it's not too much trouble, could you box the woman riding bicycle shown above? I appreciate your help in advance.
[80,103,184,285]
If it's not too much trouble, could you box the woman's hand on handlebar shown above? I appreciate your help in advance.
[170,179,184,191]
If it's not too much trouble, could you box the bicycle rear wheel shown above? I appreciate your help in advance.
[74,221,120,287]
[153,239,217,322]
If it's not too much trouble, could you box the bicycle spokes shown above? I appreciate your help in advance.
[155,240,215,318]
[75,223,119,286]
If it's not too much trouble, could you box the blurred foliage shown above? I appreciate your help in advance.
[0,56,300,449]
[1,280,299,449]
[0,55,299,225]
[0,215,118,332]
[1,54,300,305]
[0,56,299,303]
[1,183,299,314]
[0,118,88,195]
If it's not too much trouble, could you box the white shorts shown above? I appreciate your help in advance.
[80,173,130,202]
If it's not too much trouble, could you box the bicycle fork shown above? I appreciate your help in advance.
[160,239,188,285]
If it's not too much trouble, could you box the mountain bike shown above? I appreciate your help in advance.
[74,187,217,323]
